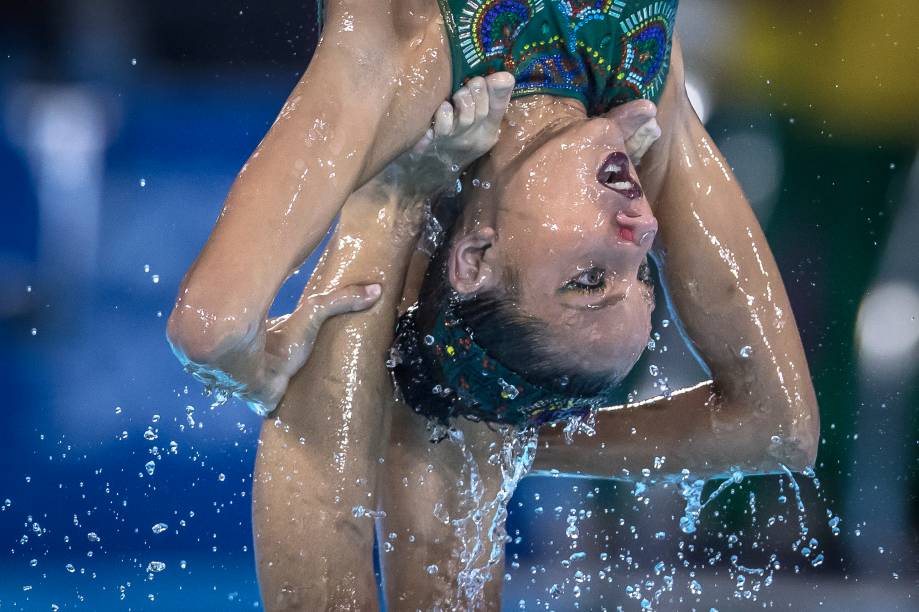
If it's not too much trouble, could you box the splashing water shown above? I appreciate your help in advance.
[445,426,538,609]
[591,463,841,610]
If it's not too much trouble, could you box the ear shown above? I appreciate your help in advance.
[604,99,658,140]
[448,227,499,297]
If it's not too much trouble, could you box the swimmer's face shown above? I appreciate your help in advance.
[452,113,658,376]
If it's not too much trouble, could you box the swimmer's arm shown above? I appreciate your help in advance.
[628,37,817,474]
[167,2,450,363]
[534,382,776,481]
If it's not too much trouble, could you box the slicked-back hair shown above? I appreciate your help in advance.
[392,215,621,423]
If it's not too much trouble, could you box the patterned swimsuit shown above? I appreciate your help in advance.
[437,0,678,114]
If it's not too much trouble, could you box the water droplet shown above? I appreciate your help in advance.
[425,564,438,575]
[740,345,753,358]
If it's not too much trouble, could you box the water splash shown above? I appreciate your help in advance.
[446,425,538,609]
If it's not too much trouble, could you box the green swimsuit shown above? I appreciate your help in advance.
[437,0,678,114]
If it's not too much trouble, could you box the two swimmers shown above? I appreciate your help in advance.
[167,1,819,608]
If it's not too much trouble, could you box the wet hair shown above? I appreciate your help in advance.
[392,209,636,425]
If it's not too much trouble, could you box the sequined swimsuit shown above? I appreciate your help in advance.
[437,0,678,114]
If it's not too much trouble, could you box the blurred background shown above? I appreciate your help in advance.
[0,0,916,609]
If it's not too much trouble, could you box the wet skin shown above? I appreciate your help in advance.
[166,0,820,608]
[451,97,660,379]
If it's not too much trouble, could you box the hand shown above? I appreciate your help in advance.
[179,283,381,416]
[605,99,662,165]
[381,72,515,199]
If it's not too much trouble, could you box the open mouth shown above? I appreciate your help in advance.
[597,151,642,200]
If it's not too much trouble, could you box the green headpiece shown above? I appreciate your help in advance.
[413,301,609,427]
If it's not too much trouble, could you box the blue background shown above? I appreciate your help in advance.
[1,1,917,610]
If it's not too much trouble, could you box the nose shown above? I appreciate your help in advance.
[616,209,658,246]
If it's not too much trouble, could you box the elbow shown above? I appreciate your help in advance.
[767,407,820,473]
[770,436,817,474]
[166,304,251,366]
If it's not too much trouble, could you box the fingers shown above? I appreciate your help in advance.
[484,72,515,125]
[605,98,658,138]
[468,76,489,123]
[433,101,454,138]
[446,73,514,136]
[309,283,382,321]
[625,117,662,163]
[452,87,475,130]
[280,282,381,347]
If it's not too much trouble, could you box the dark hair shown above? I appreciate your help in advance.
[392,212,626,425]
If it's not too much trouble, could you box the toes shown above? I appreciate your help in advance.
[452,87,475,130]
[485,72,515,124]
[433,100,454,137]
[468,76,489,123]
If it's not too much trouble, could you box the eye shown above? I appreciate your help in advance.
[565,268,606,293]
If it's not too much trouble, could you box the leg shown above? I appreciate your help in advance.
[252,72,515,611]
[252,272,398,611]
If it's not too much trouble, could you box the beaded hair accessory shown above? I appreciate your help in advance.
[407,301,609,427]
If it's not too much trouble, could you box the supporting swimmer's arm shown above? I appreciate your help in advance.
[166,3,452,410]
[643,37,818,471]
[535,38,818,480]
[534,383,773,480]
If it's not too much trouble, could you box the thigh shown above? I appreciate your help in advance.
[320,0,453,183]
